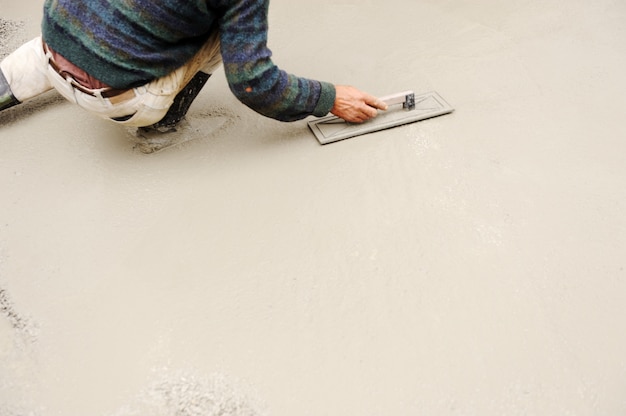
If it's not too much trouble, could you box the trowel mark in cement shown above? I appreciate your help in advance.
[108,370,267,416]
[0,284,39,351]
[0,18,26,59]
[0,286,42,416]
[128,106,240,153]
[0,286,30,333]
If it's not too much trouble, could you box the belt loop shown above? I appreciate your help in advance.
[65,75,79,103]
[92,88,104,100]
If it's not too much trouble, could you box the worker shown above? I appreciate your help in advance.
[0,0,387,147]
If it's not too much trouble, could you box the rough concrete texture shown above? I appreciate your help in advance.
[1,0,626,415]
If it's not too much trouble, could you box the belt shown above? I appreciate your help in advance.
[44,43,135,101]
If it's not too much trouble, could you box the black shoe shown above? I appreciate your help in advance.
[0,69,20,112]
[149,71,211,130]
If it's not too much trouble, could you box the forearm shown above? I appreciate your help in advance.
[219,0,335,121]
[224,60,335,121]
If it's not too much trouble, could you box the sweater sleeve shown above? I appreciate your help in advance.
[216,0,335,121]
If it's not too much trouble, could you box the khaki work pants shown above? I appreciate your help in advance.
[0,32,222,127]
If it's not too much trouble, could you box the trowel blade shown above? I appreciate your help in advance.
[308,91,453,145]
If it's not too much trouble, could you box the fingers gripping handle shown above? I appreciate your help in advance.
[378,91,415,111]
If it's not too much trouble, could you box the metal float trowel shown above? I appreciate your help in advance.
[308,90,454,145]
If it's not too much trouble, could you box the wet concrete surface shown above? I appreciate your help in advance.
[1,0,626,415]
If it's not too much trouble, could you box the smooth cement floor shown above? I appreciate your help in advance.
[1,0,625,415]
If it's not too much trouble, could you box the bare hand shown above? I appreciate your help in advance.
[331,85,388,123]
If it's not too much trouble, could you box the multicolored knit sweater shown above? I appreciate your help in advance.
[41,0,335,121]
